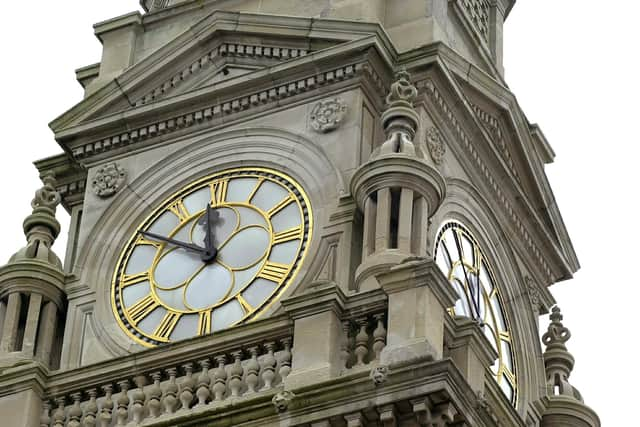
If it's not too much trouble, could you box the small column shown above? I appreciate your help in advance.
[22,294,43,357]
[35,301,58,365]
[0,293,22,353]
[377,259,457,365]
[281,283,346,389]
[540,307,600,427]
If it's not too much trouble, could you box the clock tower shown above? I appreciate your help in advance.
[0,1,600,426]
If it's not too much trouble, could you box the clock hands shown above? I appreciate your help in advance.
[201,204,219,263]
[140,230,207,255]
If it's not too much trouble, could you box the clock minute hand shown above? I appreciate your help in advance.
[202,205,218,262]
[140,230,205,254]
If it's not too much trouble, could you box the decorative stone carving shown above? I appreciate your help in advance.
[460,0,491,42]
[426,127,446,165]
[310,98,348,133]
[526,276,542,312]
[272,390,295,412]
[378,70,420,155]
[370,365,389,386]
[386,70,418,106]
[92,163,126,198]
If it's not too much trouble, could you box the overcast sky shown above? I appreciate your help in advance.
[0,1,635,424]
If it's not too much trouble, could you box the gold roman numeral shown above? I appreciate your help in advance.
[247,178,265,202]
[273,226,303,245]
[168,200,190,222]
[236,295,253,314]
[267,195,294,218]
[198,311,211,336]
[499,331,511,342]
[136,235,160,248]
[121,271,150,288]
[128,295,159,325]
[154,311,181,340]
[258,261,290,283]
[210,179,229,206]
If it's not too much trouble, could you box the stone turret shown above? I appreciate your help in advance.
[0,175,65,369]
[540,307,600,427]
[351,71,446,291]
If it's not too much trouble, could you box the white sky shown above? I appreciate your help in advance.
[0,1,634,424]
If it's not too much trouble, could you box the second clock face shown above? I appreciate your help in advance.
[112,167,312,347]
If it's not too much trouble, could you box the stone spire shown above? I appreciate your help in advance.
[0,176,65,369]
[351,70,446,291]
[540,307,600,427]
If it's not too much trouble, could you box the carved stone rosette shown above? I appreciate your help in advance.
[310,98,348,133]
[426,127,446,165]
[92,163,127,198]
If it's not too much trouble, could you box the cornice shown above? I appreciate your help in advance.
[58,41,390,165]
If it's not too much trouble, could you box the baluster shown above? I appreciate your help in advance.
[260,342,277,390]
[68,392,83,427]
[99,385,113,427]
[279,338,292,380]
[212,355,227,401]
[131,375,146,423]
[147,372,162,417]
[52,396,66,427]
[341,321,353,369]
[354,317,369,366]
[196,360,211,406]
[180,363,195,410]
[245,346,260,394]
[163,368,179,414]
[116,380,129,426]
[229,351,244,397]
[40,401,51,427]
[372,313,387,360]
[82,389,98,427]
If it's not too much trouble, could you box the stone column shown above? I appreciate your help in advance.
[21,294,43,357]
[35,301,58,366]
[377,259,457,365]
[0,293,22,353]
[281,283,346,389]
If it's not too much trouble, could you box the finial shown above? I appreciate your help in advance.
[541,306,583,402]
[386,69,418,107]
[378,69,420,156]
[7,175,63,267]
[31,175,61,212]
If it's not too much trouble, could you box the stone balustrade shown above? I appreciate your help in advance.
[38,317,292,426]
[341,310,387,370]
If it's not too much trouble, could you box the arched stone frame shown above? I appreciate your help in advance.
[72,127,344,357]
[428,178,546,416]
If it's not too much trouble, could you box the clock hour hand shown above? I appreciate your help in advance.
[202,204,219,263]
[140,230,206,255]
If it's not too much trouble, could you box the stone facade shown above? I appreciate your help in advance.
[0,1,599,426]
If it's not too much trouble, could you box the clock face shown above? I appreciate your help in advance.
[111,167,312,347]
[434,221,517,405]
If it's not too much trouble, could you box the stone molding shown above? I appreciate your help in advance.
[135,41,311,107]
[70,61,383,161]
[470,103,519,181]
[421,79,555,283]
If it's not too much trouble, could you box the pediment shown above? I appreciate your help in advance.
[416,61,579,283]
[49,12,385,134]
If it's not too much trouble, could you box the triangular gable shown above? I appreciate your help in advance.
[50,11,389,134]
[415,57,578,284]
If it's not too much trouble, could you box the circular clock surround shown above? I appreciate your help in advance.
[434,221,517,405]
[111,167,312,347]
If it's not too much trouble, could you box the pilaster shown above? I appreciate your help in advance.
[281,283,346,388]
[376,258,457,364]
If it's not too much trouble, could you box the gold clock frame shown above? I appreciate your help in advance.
[111,167,313,347]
